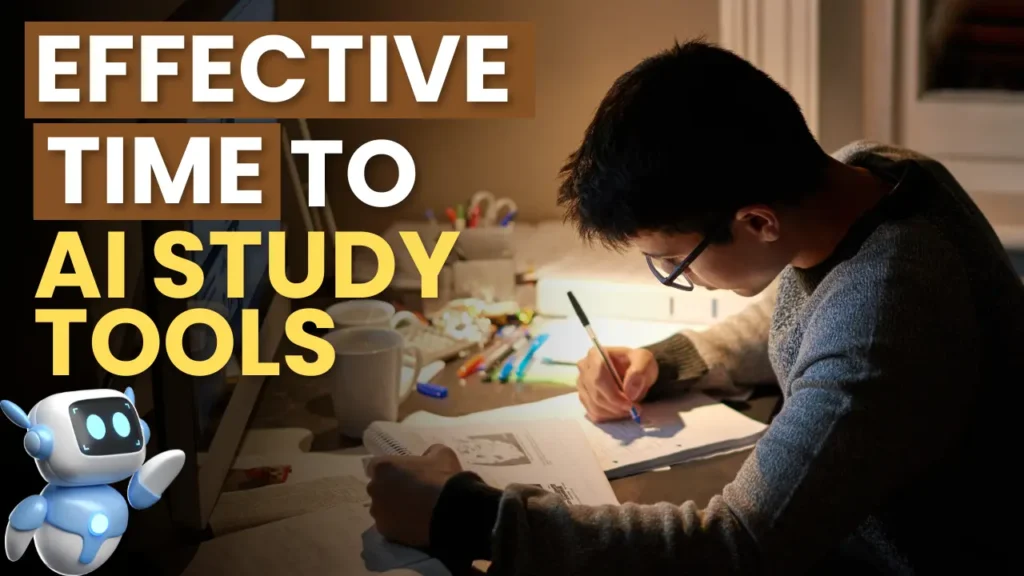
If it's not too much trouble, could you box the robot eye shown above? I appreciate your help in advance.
[112,412,131,438]
[85,414,106,440]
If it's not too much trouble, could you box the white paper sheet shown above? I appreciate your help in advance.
[530,317,703,364]
[365,419,619,506]
[403,392,766,478]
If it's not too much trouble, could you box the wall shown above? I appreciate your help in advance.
[279,0,720,234]
[858,0,1024,240]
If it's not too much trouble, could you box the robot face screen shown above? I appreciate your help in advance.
[68,397,144,456]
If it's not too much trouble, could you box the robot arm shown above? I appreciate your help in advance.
[1,400,53,460]
[5,495,46,562]
[123,387,185,510]
[128,450,186,510]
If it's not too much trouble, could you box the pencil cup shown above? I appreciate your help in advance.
[453,259,517,302]
[456,227,515,261]
[325,327,422,438]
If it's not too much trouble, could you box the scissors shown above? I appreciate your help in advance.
[469,190,517,227]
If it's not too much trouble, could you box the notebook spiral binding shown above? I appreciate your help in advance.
[367,426,412,456]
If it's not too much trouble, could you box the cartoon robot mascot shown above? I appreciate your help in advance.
[2,387,185,575]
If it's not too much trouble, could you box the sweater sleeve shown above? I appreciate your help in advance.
[643,277,779,400]
[434,236,978,575]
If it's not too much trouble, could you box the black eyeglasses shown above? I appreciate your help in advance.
[645,235,714,291]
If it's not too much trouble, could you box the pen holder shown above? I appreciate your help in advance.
[453,259,516,302]
[455,227,515,261]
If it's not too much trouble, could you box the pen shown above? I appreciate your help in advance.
[499,210,517,227]
[445,207,457,227]
[416,382,448,398]
[455,204,467,231]
[498,354,517,383]
[566,292,641,424]
[425,209,438,226]
[514,333,549,382]
[477,330,530,374]
[456,352,484,378]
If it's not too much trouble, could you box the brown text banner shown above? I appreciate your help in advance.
[34,122,281,220]
[25,22,535,119]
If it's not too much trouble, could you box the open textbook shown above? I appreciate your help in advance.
[403,391,767,479]
[364,419,619,506]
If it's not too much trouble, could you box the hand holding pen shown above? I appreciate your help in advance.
[568,292,658,424]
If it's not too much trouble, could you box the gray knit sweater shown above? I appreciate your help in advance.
[428,141,1024,575]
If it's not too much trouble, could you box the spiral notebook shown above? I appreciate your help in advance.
[363,419,619,506]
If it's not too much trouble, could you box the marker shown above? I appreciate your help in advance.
[456,353,484,378]
[416,382,448,398]
[566,292,641,424]
[499,210,517,227]
[514,333,549,382]
[445,207,458,227]
[425,209,438,225]
[498,355,517,383]
[541,357,577,366]
[480,335,529,376]
[455,204,467,231]
[478,328,530,371]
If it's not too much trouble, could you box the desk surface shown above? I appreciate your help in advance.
[249,333,780,508]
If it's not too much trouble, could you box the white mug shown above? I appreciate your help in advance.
[326,327,423,438]
[326,299,420,331]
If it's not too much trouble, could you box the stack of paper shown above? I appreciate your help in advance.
[364,419,619,505]
[403,391,767,479]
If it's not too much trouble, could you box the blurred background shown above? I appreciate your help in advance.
[274,0,1024,242]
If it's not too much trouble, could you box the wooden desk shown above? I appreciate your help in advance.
[249,334,780,508]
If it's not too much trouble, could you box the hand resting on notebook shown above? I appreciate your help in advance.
[365,444,463,549]
[576,346,658,422]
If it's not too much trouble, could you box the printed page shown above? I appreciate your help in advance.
[209,473,371,536]
[185,503,450,576]
[403,392,767,475]
[370,419,619,506]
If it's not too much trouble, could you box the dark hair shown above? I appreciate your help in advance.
[557,39,828,249]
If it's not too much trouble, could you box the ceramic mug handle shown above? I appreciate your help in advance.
[399,345,423,401]
[390,310,420,329]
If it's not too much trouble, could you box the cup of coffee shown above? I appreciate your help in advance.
[325,327,423,438]
[326,299,420,331]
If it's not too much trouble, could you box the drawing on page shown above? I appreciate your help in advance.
[453,433,530,466]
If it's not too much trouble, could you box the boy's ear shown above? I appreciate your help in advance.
[1,400,32,429]
[125,387,136,406]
